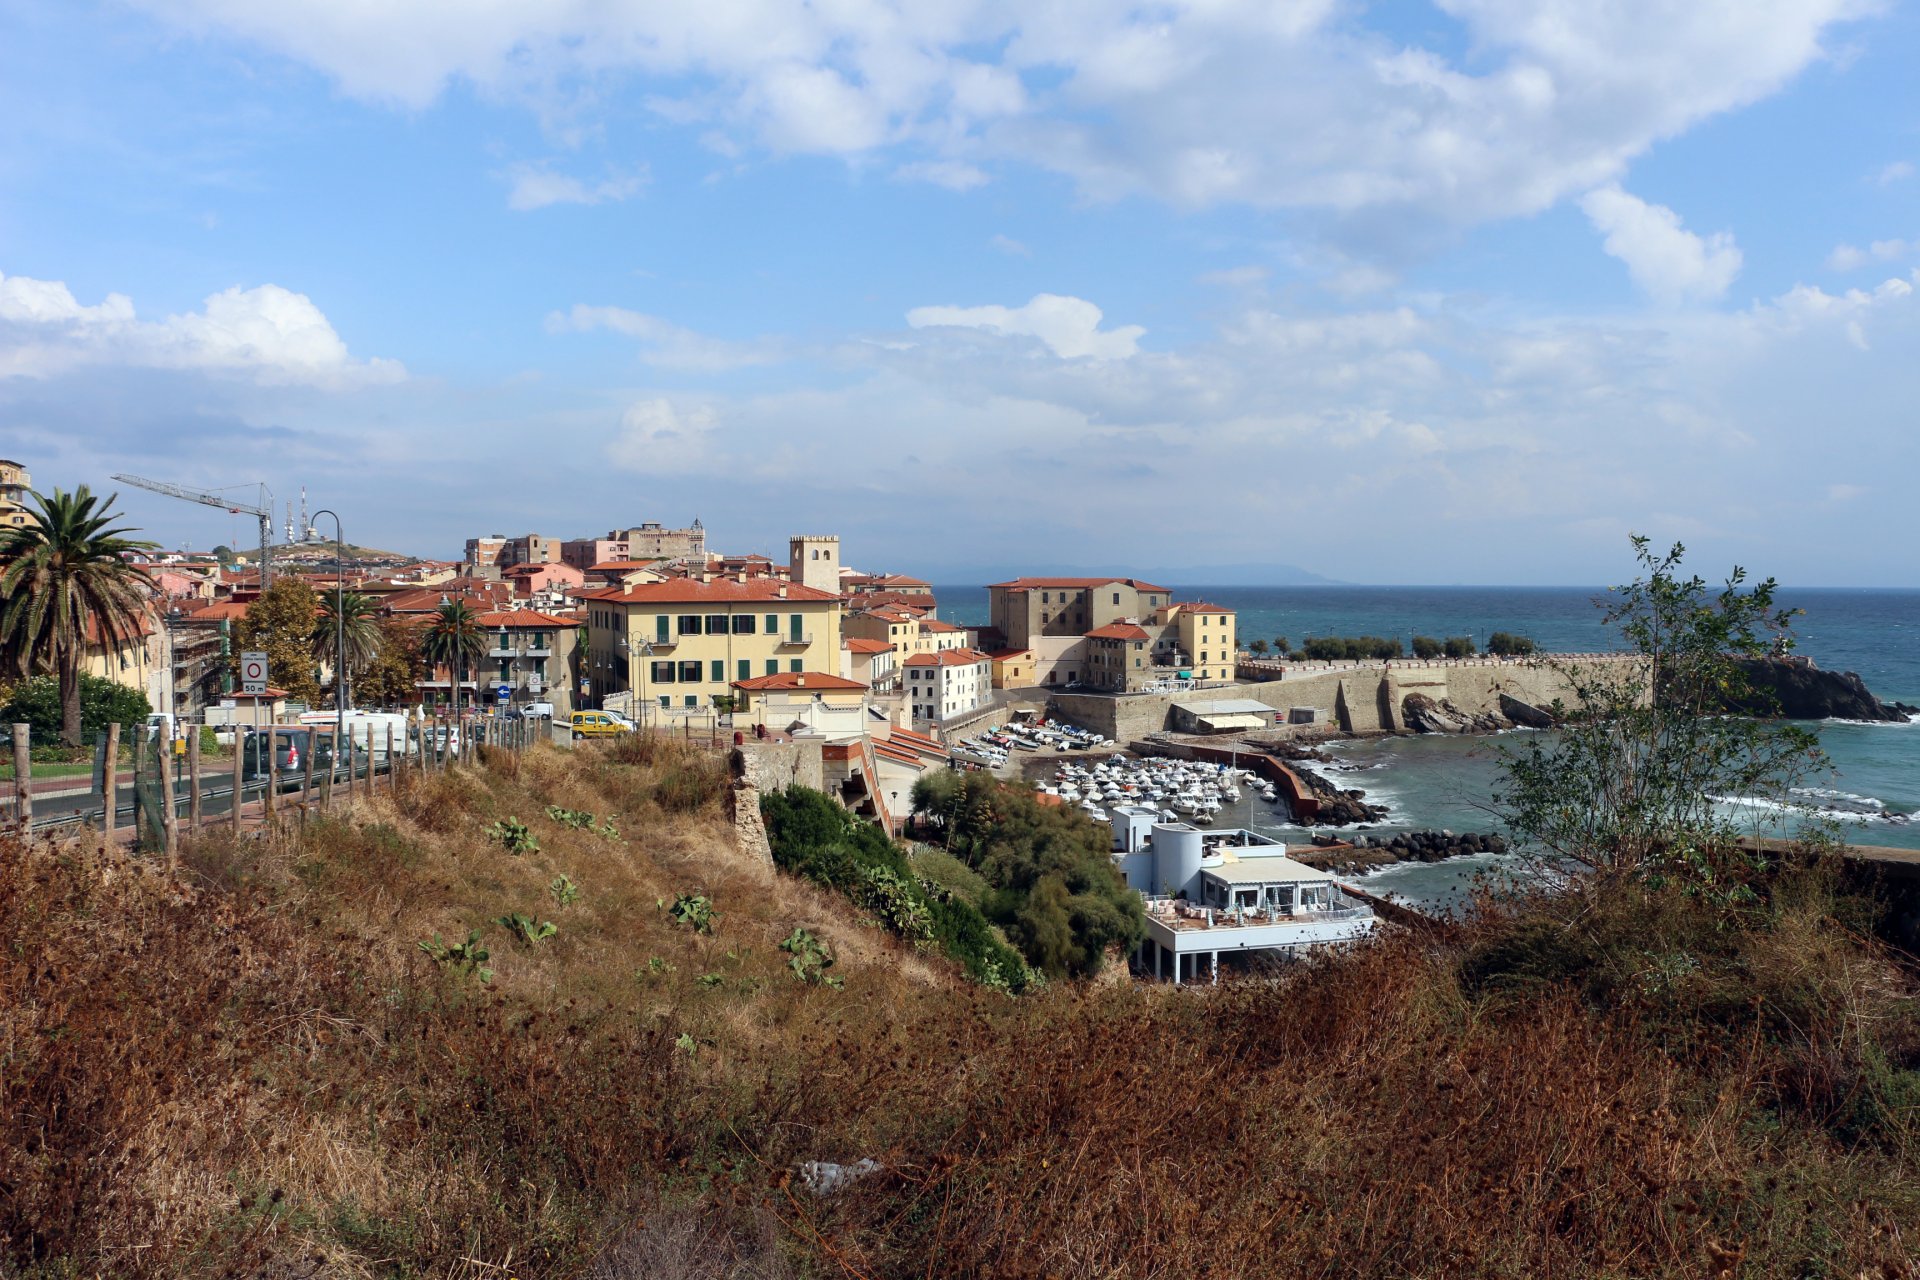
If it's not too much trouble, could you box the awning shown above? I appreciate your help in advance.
[1198,713,1268,731]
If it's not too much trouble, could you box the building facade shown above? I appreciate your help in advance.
[474,610,578,715]
[903,647,991,725]
[582,576,842,718]
[788,535,841,595]
[562,521,706,570]
[0,460,32,530]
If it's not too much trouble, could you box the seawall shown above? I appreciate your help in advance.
[1046,655,1636,742]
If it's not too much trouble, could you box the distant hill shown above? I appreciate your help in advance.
[921,560,1346,587]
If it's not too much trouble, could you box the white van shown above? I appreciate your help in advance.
[296,710,415,759]
[518,702,555,720]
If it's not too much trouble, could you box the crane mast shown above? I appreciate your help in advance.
[110,473,274,588]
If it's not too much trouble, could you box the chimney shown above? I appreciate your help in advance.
[796,675,806,688]
[777,585,787,598]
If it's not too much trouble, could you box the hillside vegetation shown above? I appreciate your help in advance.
[3,737,1918,1278]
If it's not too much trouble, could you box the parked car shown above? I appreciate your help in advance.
[568,710,633,740]
[241,728,361,781]
[519,702,555,720]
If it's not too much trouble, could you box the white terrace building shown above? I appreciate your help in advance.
[1108,812,1376,983]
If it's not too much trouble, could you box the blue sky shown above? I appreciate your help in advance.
[1,0,1917,584]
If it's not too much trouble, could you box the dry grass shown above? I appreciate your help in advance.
[2,741,1918,1278]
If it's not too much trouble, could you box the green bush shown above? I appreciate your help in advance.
[1411,636,1443,659]
[0,674,150,746]
[763,786,1031,992]
[1487,631,1537,656]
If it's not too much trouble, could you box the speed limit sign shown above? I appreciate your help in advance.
[241,651,269,694]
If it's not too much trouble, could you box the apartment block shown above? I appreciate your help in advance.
[581,576,842,717]
[903,647,991,725]
[0,459,32,530]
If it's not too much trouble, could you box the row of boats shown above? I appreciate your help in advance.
[952,719,1119,769]
[1036,755,1283,824]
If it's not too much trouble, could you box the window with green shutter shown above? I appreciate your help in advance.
[737,659,750,681]
[655,614,669,642]
[765,613,778,635]
[789,613,803,640]
[710,659,724,682]
[765,659,777,676]
[789,659,802,673]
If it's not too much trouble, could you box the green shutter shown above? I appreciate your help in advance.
[710,660,724,682]
[765,659,777,676]
[737,659,750,681]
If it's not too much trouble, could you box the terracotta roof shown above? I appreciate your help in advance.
[473,610,575,628]
[730,671,868,692]
[1086,623,1151,641]
[855,591,933,611]
[902,647,989,667]
[579,578,840,605]
[588,559,667,571]
[860,607,917,623]
[186,601,251,623]
[919,619,964,633]
[1170,601,1235,613]
[988,576,1172,593]
[842,637,895,654]
[987,648,1032,660]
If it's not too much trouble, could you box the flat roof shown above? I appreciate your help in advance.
[1203,856,1330,885]
[1176,698,1273,716]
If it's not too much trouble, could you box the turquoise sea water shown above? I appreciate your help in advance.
[938,585,1920,906]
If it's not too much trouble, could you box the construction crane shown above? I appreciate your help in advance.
[111,474,274,587]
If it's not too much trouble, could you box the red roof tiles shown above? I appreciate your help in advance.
[730,671,868,692]
[988,576,1171,593]
[579,578,840,605]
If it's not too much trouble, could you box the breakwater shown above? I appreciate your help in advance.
[1049,654,1633,743]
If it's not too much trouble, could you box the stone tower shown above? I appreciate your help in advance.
[789,535,841,595]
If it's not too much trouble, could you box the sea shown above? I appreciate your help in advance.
[935,585,1920,909]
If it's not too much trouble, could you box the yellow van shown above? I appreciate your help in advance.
[568,710,631,740]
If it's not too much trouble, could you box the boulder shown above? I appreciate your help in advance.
[1498,692,1558,729]
[1731,657,1917,723]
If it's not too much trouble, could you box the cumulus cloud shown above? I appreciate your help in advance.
[0,269,403,387]
[124,0,1877,232]
[502,163,646,211]
[894,160,990,190]
[906,293,1145,360]
[546,305,785,372]
[988,234,1030,257]
[1579,186,1743,305]
[1873,160,1914,185]
[606,397,722,474]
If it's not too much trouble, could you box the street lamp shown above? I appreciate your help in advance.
[312,508,345,779]
[617,637,655,729]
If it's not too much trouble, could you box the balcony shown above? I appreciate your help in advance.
[488,646,516,658]
[776,633,814,648]
[525,645,552,657]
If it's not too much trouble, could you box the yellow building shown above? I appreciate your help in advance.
[843,606,919,654]
[988,649,1036,689]
[581,576,843,717]
[0,460,32,530]
[1159,601,1237,683]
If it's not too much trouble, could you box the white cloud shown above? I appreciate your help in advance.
[988,234,1030,257]
[0,269,402,387]
[1579,185,1743,305]
[1826,483,1866,501]
[126,0,1877,232]
[1830,238,1913,271]
[1873,160,1914,186]
[894,160,990,191]
[606,397,722,474]
[1200,265,1270,288]
[503,163,646,211]
[547,304,784,372]
[906,293,1145,360]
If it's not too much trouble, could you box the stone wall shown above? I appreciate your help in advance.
[728,784,775,876]
[1047,656,1633,740]
[731,739,826,793]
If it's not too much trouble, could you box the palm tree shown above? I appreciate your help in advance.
[316,590,382,708]
[0,487,158,746]
[421,600,486,719]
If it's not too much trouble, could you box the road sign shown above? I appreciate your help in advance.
[496,684,511,702]
[240,651,269,695]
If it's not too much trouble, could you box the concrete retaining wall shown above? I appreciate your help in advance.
[1049,656,1630,740]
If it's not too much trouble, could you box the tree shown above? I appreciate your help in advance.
[0,486,158,746]
[0,674,150,745]
[358,619,425,708]
[1444,635,1476,658]
[210,545,235,565]
[1495,537,1827,892]
[315,590,382,707]
[1411,635,1442,659]
[1488,632,1537,657]
[1273,636,1290,658]
[1247,639,1269,656]
[235,579,321,707]
[422,601,486,717]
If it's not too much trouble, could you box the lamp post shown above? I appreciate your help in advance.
[312,508,345,779]
[618,637,655,729]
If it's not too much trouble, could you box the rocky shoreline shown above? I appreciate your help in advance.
[1293,828,1510,878]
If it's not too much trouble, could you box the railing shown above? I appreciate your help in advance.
[777,633,813,647]
[1142,892,1374,930]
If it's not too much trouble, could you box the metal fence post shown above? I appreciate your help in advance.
[231,728,243,834]
[158,731,178,866]
[187,729,202,832]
